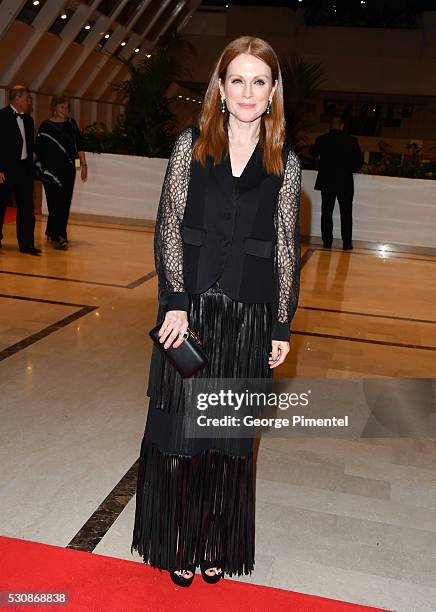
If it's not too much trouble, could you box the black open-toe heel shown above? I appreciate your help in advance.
[169,564,196,587]
[200,560,223,584]
[53,238,68,250]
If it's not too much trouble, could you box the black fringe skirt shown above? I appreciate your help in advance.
[131,280,273,576]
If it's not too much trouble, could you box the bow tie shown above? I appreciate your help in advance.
[13,110,25,118]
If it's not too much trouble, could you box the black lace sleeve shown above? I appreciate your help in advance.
[154,126,193,312]
[272,148,302,341]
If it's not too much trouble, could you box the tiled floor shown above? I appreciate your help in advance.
[1,217,435,611]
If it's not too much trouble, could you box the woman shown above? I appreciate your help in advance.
[131,36,301,586]
[35,95,87,250]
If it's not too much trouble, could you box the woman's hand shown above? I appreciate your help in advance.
[0,172,5,184]
[269,340,290,369]
[81,164,88,182]
[158,310,189,349]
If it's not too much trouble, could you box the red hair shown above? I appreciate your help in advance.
[193,36,286,176]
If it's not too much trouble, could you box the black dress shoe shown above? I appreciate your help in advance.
[342,243,354,251]
[54,238,68,251]
[20,247,41,256]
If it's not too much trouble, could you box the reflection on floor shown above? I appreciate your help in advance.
[1,217,435,612]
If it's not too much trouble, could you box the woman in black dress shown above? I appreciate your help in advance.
[35,95,87,250]
[131,36,301,586]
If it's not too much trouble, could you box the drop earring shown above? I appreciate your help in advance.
[266,99,272,114]
[220,97,226,113]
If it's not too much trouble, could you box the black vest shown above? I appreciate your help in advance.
[181,127,290,304]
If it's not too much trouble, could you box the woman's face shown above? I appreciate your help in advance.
[54,102,70,119]
[219,53,277,123]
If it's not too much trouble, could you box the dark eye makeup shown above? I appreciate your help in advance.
[230,78,266,85]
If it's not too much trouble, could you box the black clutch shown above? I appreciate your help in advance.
[149,323,208,379]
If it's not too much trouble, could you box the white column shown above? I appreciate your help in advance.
[91,101,98,123]
[75,24,128,98]
[0,0,26,39]
[75,0,153,98]
[2,0,65,84]
[31,0,102,91]
[142,0,174,37]
[102,0,202,102]
[93,33,143,100]
[106,103,113,128]
[72,98,81,124]
[56,14,112,92]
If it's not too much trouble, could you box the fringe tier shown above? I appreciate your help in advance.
[132,280,273,575]
[131,440,255,576]
[146,280,273,412]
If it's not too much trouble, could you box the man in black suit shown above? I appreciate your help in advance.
[0,85,41,255]
[309,115,364,250]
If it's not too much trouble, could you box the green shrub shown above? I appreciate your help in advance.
[361,142,436,180]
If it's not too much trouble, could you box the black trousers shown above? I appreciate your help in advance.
[43,167,76,241]
[321,187,353,247]
[0,160,35,249]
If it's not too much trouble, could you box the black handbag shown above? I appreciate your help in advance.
[149,323,208,379]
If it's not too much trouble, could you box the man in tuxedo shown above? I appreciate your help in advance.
[0,85,41,255]
[309,115,364,251]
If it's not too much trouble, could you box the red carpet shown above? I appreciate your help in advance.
[3,207,41,225]
[0,536,389,612]
[3,207,16,224]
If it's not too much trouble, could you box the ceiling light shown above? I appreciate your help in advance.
[104,33,110,39]
[178,95,182,98]
[33,0,40,5]
[146,54,151,58]
[134,48,140,53]
[61,13,67,19]
[120,41,126,46]
[85,24,91,30]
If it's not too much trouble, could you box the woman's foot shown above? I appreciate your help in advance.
[200,560,223,584]
[169,564,196,587]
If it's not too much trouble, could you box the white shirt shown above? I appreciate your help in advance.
[10,105,28,160]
